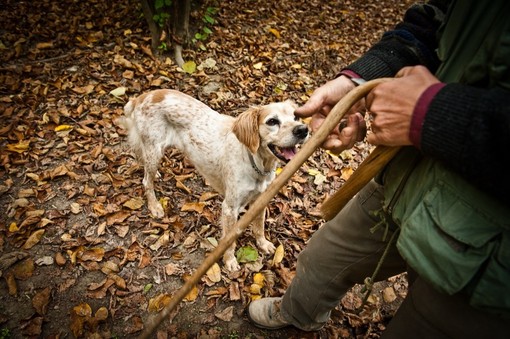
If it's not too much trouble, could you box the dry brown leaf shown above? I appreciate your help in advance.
[181,201,206,213]
[12,258,34,280]
[148,293,172,313]
[94,307,108,321]
[32,287,51,315]
[5,272,17,295]
[123,197,144,210]
[199,191,218,202]
[106,211,130,225]
[109,274,126,289]
[214,306,234,321]
[150,231,170,251]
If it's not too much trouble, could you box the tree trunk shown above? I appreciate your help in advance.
[172,0,191,67]
[140,0,161,51]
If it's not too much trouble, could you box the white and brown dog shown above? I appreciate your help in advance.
[122,89,308,271]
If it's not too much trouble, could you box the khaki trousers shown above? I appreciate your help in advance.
[280,180,507,338]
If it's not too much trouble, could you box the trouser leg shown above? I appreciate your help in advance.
[382,277,508,339]
[280,180,407,331]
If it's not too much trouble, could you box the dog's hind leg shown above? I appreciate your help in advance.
[141,146,165,218]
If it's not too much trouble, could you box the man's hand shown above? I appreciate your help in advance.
[295,75,367,154]
[366,65,441,146]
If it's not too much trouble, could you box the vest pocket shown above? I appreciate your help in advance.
[396,182,502,295]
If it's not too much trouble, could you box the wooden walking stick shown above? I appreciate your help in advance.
[320,145,401,221]
[138,78,395,338]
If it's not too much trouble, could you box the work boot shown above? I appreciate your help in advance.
[248,297,290,329]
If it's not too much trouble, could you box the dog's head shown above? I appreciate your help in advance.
[232,100,309,162]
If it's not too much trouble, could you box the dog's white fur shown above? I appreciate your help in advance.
[122,89,308,271]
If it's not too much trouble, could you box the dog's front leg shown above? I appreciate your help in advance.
[220,201,241,271]
[251,208,276,254]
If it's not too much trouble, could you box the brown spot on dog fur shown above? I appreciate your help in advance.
[151,89,168,104]
[133,92,150,106]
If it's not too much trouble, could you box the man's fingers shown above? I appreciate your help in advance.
[295,98,321,117]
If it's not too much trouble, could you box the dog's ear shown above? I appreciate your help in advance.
[232,107,261,154]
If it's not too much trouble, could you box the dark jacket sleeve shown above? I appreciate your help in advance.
[423,84,510,205]
[345,0,449,79]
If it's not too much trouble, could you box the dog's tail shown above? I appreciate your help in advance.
[120,99,144,161]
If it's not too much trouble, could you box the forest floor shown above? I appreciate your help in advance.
[1,0,412,337]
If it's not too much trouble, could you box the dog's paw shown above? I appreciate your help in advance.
[148,202,165,219]
[257,238,276,254]
[223,257,241,272]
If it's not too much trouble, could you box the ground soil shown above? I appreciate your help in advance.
[1,0,412,337]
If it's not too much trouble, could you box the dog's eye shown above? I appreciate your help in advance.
[266,118,280,126]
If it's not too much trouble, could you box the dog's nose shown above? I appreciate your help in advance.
[293,125,309,139]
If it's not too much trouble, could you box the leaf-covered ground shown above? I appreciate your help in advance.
[1,0,412,337]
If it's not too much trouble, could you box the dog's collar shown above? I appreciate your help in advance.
[248,153,272,176]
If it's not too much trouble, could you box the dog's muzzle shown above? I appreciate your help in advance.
[293,125,309,140]
[269,124,309,162]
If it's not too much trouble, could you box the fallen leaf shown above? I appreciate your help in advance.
[77,247,105,262]
[206,263,222,283]
[123,197,144,210]
[214,306,234,321]
[271,244,284,266]
[182,60,196,74]
[148,294,172,312]
[150,231,170,251]
[235,246,258,263]
[341,167,354,181]
[54,124,74,132]
[6,140,30,153]
[5,272,17,295]
[95,307,108,321]
[268,28,281,38]
[32,287,51,315]
[12,258,34,279]
[181,201,205,214]
[109,86,127,98]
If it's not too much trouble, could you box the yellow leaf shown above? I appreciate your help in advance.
[148,294,172,312]
[341,167,354,181]
[253,62,263,70]
[54,124,73,132]
[184,285,199,301]
[73,303,92,317]
[249,283,262,294]
[253,272,265,285]
[271,244,284,266]
[206,263,222,283]
[251,294,262,301]
[182,60,196,74]
[9,222,19,232]
[268,28,281,39]
[6,140,30,153]
[23,229,45,249]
